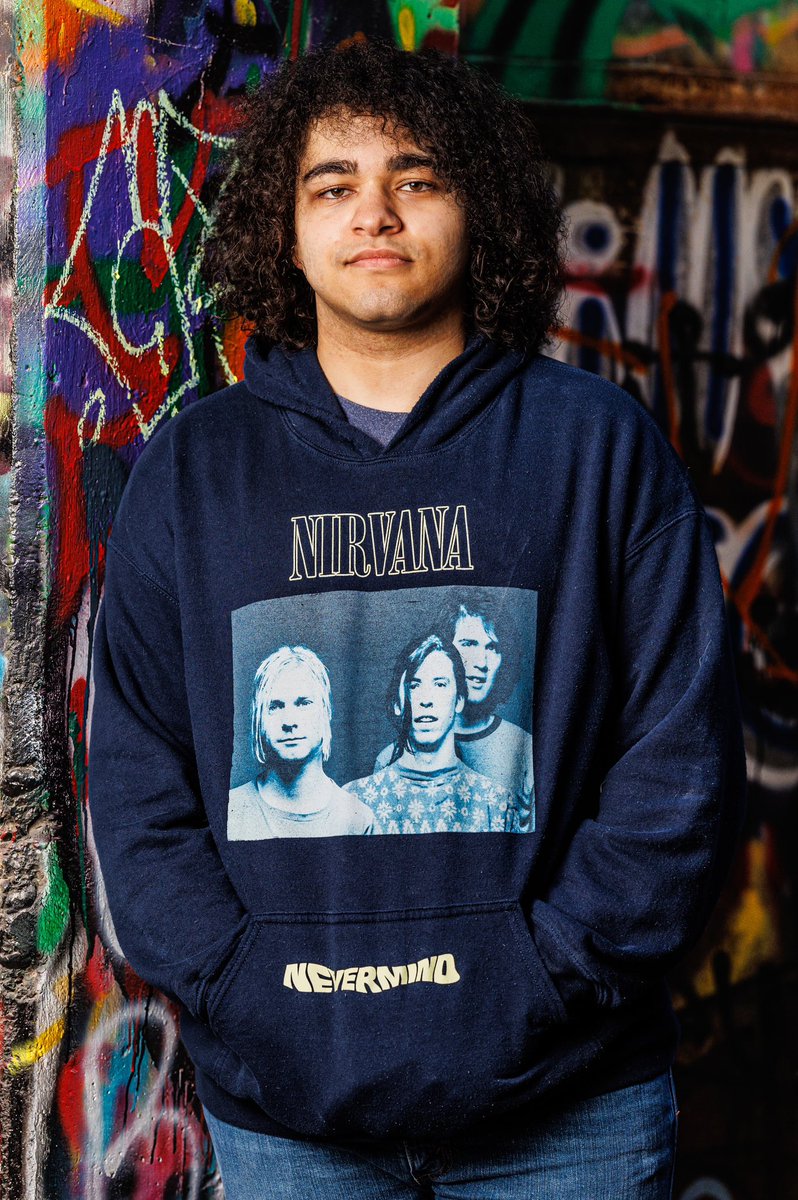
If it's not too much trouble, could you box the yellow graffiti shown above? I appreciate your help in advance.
[88,988,120,1034]
[233,0,257,25]
[7,1016,66,1076]
[691,834,782,998]
[763,12,798,47]
[3,968,110,1075]
[398,6,416,51]
[66,0,129,26]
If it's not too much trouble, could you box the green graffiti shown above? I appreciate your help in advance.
[461,0,792,101]
[649,1,770,43]
[386,0,458,51]
[461,0,631,100]
[37,843,70,955]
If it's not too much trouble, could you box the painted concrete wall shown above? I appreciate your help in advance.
[2,7,459,1199]
[461,0,798,114]
[542,105,798,1196]
[0,3,795,1198]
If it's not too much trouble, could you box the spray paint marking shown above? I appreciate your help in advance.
[57,997,206,1200]
[46,89,235,441]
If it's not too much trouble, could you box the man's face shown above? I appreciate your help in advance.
[407,650,464,751]
[453,614,502,705]
[262,663,325,763]
[293,112,469,336]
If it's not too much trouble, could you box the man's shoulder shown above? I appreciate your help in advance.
[228,778,259,808]
[330,784,376,823]
[118,381,252,492]
[109,380,259,553]
[345,765,393,791]
[169,379,259,444]
[489,718,533,750]
[517,352,698,520]
[520,352,656,428]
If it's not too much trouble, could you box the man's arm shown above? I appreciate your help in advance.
[531,509,746,1013]
[89,536,247,1019]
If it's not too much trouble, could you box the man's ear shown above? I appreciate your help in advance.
[455,696,465,714]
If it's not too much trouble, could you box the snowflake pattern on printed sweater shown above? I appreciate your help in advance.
[344,761,523,834]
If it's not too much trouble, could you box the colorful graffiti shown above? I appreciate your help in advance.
[2,2,462,1198]
[0,0,14,693]
[545,111,798,1198]
[461,0,798,113]
[556,129,798,810]
[2,2,796,1198]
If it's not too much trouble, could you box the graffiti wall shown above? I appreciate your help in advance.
[540,106,798,1198]
[0,0,13,698]
[1,2,796,1199]
[461,0,798,115]
[2,4,460,1199]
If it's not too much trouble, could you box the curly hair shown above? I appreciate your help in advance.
[203,40,564,354]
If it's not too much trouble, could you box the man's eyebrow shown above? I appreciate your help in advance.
[302,159,358,183]
[387,153,436,172]
[301,154,438,184]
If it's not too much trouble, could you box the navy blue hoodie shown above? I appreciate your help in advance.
[89,335,745,1141]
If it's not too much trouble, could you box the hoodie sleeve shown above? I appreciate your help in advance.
[89,527,247,1021]
[531,508,746,1014]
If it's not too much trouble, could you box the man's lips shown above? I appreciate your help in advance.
[347,249,410,267]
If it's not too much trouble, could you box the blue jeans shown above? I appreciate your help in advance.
[204,1071,678,1199]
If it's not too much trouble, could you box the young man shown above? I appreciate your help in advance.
[346,633,519,833]
[375,597,535,827]
[89,40,746,1199]
[228,644,377,839]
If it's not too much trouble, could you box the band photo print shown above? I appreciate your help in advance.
[228,586,537,840]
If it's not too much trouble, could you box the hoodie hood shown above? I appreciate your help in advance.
[243,333,527,460]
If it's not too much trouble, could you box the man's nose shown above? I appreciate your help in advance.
[351,184,402,236]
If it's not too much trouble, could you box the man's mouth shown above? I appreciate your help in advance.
[415,715,437,724]
[348,249,410,267]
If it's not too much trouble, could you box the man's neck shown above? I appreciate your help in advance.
[259,756,330,813]
[398,735,459,773]
[455,707,497,736]
[315,309,466,413]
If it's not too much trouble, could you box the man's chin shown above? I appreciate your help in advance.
[324,294,433,333]
[273,744,317,763]
[464,696,495,719]
[409,734,447,754]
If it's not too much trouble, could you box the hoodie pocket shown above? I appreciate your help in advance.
[206,900,567,1140]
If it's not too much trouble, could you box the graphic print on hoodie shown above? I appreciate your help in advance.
[228,585,537,839]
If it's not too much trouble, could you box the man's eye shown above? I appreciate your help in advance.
[268,700,284,711]
[319,186,349,199]
[400,180,434,193]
